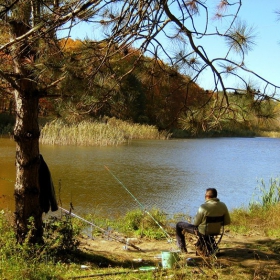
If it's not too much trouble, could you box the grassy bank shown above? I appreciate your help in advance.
[40,118,171,146]
[1,205,279,279]
[0,179,280,279]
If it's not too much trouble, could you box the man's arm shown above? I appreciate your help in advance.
[223,206,231,225]
[193,207,204,226]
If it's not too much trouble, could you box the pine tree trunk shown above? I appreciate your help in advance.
[10,19,43,244]
[13,88,43,244]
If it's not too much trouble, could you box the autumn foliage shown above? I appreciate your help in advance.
[0,37,211,130]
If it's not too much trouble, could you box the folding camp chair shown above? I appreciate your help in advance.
[195,215,224,257]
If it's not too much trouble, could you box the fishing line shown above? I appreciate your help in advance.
[104,165,173,243]
[0,177,14,183]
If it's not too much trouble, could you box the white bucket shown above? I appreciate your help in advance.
[161,251,180,269]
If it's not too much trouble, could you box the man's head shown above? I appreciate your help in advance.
[205,188,217,200]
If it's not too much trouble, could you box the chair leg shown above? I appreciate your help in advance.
[196,235,220,257]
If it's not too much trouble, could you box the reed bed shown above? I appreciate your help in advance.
[257,130,280,138]
[40,118,170,146]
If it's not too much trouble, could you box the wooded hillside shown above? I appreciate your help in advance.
[1,38,279,137]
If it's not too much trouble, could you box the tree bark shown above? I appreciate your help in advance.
[13,87,43,244]
[10,20,43,244]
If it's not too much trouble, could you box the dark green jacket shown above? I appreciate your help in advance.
[193,198,230,235]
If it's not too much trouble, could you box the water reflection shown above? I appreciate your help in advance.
[0,138,15,210]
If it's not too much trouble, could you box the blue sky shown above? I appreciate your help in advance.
[59,1,280,93]
[229,1,279,93]
[191,1,280,91]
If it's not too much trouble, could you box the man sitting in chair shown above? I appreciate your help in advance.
[176,188,231,253]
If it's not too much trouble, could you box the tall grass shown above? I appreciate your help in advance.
[229,202,280,237]
[229,178,280,237]
[250,178,280,209]
[40,118,171,146]
[257,130,280,138]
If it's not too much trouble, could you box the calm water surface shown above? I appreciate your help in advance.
[1,137,280,218]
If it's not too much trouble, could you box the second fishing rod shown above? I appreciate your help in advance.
[104,165,174,244]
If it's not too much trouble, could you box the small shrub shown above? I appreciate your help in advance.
[116,208,169,239]
[43,214,81,255]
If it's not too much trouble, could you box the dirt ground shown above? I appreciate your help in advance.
[77,230,280,279]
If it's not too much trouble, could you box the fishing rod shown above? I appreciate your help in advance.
[59,206,143,251]
[104,165,174,243]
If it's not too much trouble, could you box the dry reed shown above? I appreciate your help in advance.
[40,118,171,146]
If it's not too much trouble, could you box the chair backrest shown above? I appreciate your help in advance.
[205,215,224,236]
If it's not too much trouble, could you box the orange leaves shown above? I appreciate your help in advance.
[59,38,84,52]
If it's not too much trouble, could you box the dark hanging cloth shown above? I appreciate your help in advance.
[39,154,58,213]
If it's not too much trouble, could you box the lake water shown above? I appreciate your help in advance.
[1,137,280,219]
